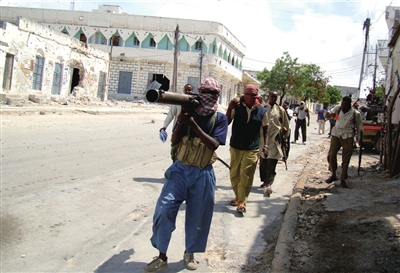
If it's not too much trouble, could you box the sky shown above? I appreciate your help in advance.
[2,0,399,98]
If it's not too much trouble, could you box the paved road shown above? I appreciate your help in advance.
[1,107,324,272]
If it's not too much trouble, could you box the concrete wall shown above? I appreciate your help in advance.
[385,6,400,125]
[0,17,110,99]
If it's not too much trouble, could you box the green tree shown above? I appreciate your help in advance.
[257,52,299,105]
[324,85,342,105]
[293,63,330,102]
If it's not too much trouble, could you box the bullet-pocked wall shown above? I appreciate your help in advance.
[0,17,110,99]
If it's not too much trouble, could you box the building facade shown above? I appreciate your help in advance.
[382,6,400,125]
[0,17,110,101]
[1,5,246,106]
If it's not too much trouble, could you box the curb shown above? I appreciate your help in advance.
[270,162,310,273]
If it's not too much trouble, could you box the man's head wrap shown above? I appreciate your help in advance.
[243,84,260,108]
[244,84,259,93]
[196,77,221,116]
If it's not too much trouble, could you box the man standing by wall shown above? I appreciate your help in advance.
[259,91,289,195]
[292,101,310,144]
[226,84,268,214]
[324,96,363,188]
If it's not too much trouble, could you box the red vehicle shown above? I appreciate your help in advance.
[360,105,385,153]
[362,120,384,153]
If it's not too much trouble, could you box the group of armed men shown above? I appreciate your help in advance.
[143,77,363,273]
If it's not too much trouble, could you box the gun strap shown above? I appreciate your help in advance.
[186,111,217,136]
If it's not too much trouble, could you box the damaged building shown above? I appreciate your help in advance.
[0,17,110,104]
[1,5,249,105]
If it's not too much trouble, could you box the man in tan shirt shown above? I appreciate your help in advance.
[324,96,363,188]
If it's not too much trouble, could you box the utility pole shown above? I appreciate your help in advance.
[171,25,179,93]
[199,44,204,84]
[70,0,75,10]
[372,45,378,91]
[358,18,370,98]
[103,36,115,102]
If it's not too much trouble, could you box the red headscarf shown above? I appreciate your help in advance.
[196,77,221,116]
[244,84,261,108]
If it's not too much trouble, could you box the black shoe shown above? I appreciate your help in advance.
[340,180,348,188]
[325,175,338,183]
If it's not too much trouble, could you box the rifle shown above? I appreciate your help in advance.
[358,131,363,175]
[279,130,288,170]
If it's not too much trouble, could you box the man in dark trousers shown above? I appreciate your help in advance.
[324,96,363,188]
[292,101,310,144]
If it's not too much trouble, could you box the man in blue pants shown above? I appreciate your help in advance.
[143,78,228,272]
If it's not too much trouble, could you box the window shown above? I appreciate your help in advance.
[2,53,14,90]
[111,35,120,46]
[51,63,63,95]
[134,37,140,46]
[195,41,203,51]
[212,44,216,54]
[150,38,156,47]
[32,56,44,90]
[79,33,87,43]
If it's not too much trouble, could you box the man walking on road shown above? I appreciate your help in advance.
[259,91,289,195]
[324,96,363,188]
[317,104,327,135]
[226,84,268,214]
[144,78,228,272]
[292,101,310,144]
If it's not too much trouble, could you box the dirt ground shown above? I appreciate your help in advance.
[247,137,400,273]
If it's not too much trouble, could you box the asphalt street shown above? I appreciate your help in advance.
[1,105,324,272]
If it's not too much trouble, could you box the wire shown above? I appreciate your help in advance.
[372,1,392,24]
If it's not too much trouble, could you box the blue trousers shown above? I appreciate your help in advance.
[150,161,216,254]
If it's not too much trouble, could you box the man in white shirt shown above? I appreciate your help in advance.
[292,101,310,144]
[159,84,193,132]
[324,96,363,188]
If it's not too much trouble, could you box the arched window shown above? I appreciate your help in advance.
[74,28,87,43]
[142,34,156,48]
[88,31,107,45]
[209,40,217,54]
[178,36,190,52]
[110,31,123,46]
[61,27,69,35]
[157,35,173,50]
[126,33,140,47]
[218,45,223,57]
[191,39,207,52]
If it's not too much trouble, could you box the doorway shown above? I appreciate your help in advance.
[70,68,80,93]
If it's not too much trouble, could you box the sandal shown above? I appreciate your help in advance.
[325,175,338,184]
[236,202,246,213]
[230,198,239,206]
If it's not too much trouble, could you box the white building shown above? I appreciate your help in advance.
[1,5,247,105]
[380,6,400,125]
[0,17,110,101]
